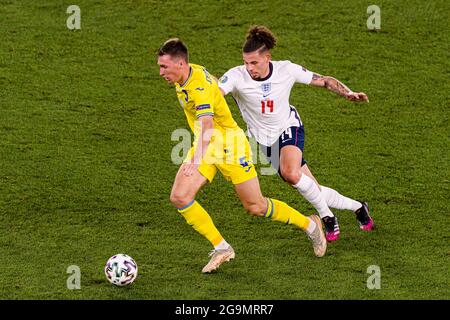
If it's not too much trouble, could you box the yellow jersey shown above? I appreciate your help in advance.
[175,64,248,162]
[175,64,239,134]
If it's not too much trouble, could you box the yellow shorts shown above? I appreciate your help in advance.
[184,139,257,185]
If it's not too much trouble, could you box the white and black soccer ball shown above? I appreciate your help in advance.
[104,254,138,286]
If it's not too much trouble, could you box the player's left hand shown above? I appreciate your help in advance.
[346,91,369,102]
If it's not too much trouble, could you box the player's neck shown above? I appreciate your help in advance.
[261,64,271,78]
[179,66,192,86]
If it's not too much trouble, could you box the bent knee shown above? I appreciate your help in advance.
[280,167,301,185]
[170,192,194,209]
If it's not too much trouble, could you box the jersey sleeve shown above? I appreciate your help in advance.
[287,61,313,85]
[218,68,238,95]
[190,82,215,119]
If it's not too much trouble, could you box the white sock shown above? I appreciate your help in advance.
[214,239,231,250]
[306,218,316,234]
[293,174,334,219]
[321,186,362,212]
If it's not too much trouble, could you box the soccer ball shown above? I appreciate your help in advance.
[104,254,138,286]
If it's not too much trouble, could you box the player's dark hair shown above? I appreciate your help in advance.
[157,38,189,62]
[243,25,277,53]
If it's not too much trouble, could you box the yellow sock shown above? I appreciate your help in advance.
[265,198,311,231]
[178,200,224,247]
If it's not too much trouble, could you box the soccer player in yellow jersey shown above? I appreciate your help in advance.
[157,38,327,273]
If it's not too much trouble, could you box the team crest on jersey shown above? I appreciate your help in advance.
[261,83,271,96]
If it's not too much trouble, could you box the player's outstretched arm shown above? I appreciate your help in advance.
[310,73,369,102]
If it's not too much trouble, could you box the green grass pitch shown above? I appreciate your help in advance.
[0,0,448,299]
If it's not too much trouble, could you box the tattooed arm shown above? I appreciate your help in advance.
[310,73,369,102]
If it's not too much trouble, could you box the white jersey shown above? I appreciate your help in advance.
[219,60,313,146]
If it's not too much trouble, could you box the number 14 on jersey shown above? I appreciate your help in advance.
[261,99,274,113]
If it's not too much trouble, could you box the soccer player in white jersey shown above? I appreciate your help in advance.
[219,26,374,242]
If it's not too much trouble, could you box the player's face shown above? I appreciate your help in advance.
[157,55,183,84]
[243,50,271,80]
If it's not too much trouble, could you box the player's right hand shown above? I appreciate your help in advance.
[182,162,199,177]
[346,91,369,102]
